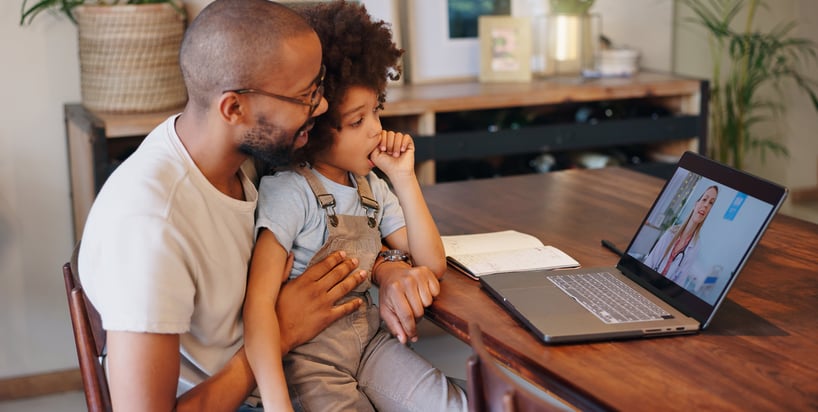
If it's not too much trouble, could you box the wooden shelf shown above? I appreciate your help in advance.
[384,72,702,115]
[65,72,708,241]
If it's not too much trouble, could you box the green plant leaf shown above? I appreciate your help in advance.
[681,0,818,169]
[19,0,184,25]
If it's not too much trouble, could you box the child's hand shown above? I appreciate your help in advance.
[378,130,411,156]
[370,130,415,181]
[376,263,441,344]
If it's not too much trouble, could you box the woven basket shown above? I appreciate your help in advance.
[75,4,187,113]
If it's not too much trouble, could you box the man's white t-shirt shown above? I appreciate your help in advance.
[78,115,258,395]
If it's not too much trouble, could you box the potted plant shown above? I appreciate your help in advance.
[549,0,595,15]
[678,0,818,170]
[20,0,189,113]
[20,0,185,24]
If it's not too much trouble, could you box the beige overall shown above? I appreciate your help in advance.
[283,167,466,412]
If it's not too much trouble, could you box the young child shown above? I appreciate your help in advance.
[243,1,468,411]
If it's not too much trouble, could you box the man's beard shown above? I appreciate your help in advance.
[239,116,308,169]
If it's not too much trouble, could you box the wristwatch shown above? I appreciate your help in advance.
[380,249,412,265]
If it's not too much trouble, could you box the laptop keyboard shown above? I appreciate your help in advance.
[549,272,673,324]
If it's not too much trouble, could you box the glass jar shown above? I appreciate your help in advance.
[542,13,601,76]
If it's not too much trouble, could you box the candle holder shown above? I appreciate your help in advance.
[538,13,600,76]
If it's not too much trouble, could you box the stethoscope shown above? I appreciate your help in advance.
[651,243,689,280]
[666,249,687,281]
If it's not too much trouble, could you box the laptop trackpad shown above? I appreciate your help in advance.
[502,285,583,316]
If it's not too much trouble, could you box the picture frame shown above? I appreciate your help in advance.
[478,16,531,83]
[399,0,480,84]
[400,0,529,84]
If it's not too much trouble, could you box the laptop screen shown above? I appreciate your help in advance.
[618,152,787,326]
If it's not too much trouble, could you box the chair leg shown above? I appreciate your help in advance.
[63,263,112,412]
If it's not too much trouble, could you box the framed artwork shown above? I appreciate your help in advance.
[401,0,521,84]
[401,0,479,83]
[478,16,531,83]
[448,0,511,38]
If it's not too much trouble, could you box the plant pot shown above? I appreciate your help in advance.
[75,4,187,113]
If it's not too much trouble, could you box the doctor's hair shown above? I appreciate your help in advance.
[293,0,404,165]
[658,185,720,265]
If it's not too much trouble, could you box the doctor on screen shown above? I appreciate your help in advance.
[643,185,719,282]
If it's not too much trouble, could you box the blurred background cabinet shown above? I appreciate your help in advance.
[65,71,707,241]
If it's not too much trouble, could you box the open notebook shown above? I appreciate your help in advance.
[480,152,788,343]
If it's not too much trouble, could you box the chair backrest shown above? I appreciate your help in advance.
[466,322,566,412]
[63,245,112,412]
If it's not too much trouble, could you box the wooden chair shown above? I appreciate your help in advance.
[466,323,566,412]
[63,246,112,412]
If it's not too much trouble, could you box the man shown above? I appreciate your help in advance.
[78,1,366,410]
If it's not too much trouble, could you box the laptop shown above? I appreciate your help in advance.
[480,151,788,343]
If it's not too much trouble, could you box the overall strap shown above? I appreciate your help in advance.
[354,174,380,228]
[296,166,339,227]
[296,166,381,228]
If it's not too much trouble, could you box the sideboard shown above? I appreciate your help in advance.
[65,72,708,240]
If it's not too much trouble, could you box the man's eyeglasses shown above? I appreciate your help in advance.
[224,65,325,116]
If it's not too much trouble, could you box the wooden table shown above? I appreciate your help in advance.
[421,167,818,411]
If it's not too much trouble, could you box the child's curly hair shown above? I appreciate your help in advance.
[294,0,404,166]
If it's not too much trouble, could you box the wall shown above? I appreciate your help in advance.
[0,0,815,380]
[673,0,818,188]
[404,0,674,83]
[784,1,818,189]
[1,4,80,378]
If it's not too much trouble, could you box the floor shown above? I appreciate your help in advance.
[2,199,815,411]
[0,321,473,412]
[0,391,86,412]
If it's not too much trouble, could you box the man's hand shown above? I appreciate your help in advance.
[376,262,440,344]
[276,251,366,354]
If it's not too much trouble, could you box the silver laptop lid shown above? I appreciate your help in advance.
[617,151,787,328]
